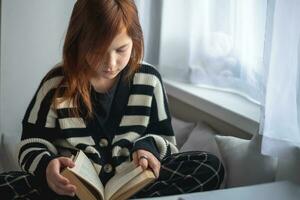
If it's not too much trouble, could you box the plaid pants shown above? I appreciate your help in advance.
[0,151,224,199]
[133,151,224,198]
[0,172,41,200]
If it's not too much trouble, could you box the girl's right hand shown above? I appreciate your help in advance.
[46,157,77,197]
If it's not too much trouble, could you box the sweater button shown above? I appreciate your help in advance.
[99,138,108,147]
[103,164,113,173]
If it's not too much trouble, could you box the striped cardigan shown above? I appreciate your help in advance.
[17,63,178,181]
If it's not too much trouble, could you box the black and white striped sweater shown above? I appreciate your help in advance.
[17,63,178,182]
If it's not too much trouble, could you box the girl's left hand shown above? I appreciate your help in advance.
[132,149,161,178]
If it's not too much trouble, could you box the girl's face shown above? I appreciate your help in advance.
[88,28,133,80]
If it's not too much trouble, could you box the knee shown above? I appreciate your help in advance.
[180,151,226,189]
[195,152,225,189]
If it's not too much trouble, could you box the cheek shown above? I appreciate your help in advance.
[118,52,132,69]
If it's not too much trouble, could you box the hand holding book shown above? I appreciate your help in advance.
[132,149,161,178]
[61,150,156,200]
[46,156,77,197]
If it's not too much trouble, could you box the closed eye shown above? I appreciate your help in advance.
[116,48,127,53]
[116,44,129,53]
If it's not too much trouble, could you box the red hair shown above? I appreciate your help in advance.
[52,0,144,119]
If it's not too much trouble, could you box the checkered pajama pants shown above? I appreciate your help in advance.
[0,151,225,200]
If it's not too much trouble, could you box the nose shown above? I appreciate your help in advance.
[105,52,117,71]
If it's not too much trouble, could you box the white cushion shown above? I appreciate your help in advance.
[171,117,196,149]
[276,147,300,184]
[215,134,277,188]
[180,122,222,161]
[180,122,226,188]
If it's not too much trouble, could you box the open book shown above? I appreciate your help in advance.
[61,150,156,200]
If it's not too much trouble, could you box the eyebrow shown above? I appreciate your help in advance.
[116,43,129,49]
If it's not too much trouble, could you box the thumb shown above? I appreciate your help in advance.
[58,157,75,168]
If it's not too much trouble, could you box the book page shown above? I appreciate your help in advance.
[111,170,156,200]
[105,162,143,200]
[68,150,105,199]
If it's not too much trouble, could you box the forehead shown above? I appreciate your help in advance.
[109,28,132,48]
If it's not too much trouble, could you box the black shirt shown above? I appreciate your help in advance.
[90,76,120,185]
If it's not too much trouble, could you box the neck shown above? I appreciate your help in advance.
[90,75,119,93]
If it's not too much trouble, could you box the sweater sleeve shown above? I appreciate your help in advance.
[17,74,63,180]
[131,69,178,160]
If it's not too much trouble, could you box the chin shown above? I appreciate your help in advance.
[101,73,118,80]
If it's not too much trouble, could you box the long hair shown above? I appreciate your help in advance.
[52,0,144,119]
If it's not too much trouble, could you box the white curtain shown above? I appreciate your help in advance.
[137,1,300,178]
[261,0,300,160]
[260,0,300,183]
[140,0,267,104]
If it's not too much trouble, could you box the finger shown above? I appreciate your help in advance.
[58,157,75,168]
[147,157,161,178]
[56,157,76,185]
[152,163,161,178]
[53,184,76,197]
[53,171,70,185]
[55,182,77,194]
[137,152,149,170]
[132,152,139,166]
[48,160,70,185]
[139,158,148,170]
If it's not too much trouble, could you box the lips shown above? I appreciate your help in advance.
[102,70,116,76]
[103,70,114,73]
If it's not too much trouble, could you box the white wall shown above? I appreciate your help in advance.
[0,0,75,171]
[135,0,162,66]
